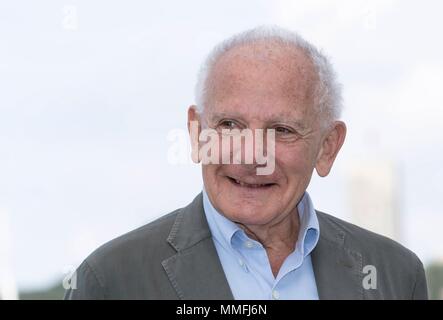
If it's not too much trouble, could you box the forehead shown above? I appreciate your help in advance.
[205,41,318,122]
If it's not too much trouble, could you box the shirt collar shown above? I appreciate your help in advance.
[203,189,242,252]
[203,188,320,257]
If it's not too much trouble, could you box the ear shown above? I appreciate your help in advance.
[187,105,201,163]
[315,121,347,177]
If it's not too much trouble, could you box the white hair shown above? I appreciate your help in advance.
[194,25,343,125]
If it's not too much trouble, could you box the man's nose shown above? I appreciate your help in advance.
[233,128,269,165]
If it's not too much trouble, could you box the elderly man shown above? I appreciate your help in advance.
[65,26,427,300]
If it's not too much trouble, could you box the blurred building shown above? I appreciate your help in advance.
[347,160,401,242]
[0,208,18,300]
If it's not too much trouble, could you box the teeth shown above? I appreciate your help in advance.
[233,179,267,188]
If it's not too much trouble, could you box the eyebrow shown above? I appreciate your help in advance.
[208,111,309,131]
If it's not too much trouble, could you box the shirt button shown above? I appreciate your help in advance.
[238,258,244,267]
[244,241,254,248]
[272,290,280,300]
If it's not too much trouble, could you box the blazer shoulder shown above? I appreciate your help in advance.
[316,210,423,270]
[67,208,184,299]
[86,208,180,265]
[316,211,427,299]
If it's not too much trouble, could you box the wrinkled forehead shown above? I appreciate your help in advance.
[205,41,319,118]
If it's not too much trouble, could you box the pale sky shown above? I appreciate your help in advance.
[1,0,442,290]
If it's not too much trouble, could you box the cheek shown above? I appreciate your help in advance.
[202,165,226,193]
[276,145,315,199]
[276,144,314,170]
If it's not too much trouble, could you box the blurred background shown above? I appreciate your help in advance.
[1,0,442,299]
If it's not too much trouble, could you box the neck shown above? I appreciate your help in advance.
[237,208,300,277]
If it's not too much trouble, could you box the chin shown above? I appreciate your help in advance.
[220,201,279,226]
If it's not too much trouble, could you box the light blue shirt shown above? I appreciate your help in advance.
[203,189,320,300]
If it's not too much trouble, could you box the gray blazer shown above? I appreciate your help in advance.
[64,193,428,299]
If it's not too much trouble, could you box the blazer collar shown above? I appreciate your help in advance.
[163,193,363,300]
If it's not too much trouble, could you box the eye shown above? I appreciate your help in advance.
[219,120,238,129]
[274,126,293,134]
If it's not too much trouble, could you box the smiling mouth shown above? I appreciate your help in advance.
[227,176,276,189]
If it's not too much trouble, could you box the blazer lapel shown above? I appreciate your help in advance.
[162,193,234,300]
[161,195,364,300]
[312,211,364,299]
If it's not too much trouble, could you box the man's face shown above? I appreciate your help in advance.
[193,43,327,227]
